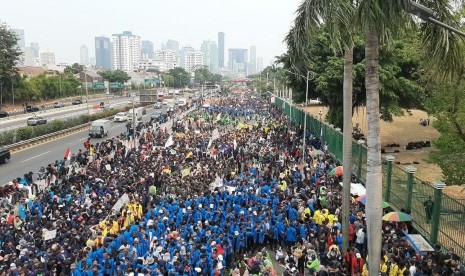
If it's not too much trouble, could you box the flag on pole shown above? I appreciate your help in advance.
[217,113,222,121]
[64,147,71,160]
[207,137,213,149]
[164,135,174,148]
[211,128,220,140]
[233,139,237,150]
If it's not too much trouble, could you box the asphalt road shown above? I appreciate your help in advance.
[0,106,169,184]
[0,96,132,133]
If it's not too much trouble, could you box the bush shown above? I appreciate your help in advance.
[0,107,126,147]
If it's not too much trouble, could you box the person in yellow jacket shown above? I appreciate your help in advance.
[361,263,369,276]
[388,257,399,276]
[279,180,287,192]
[301,207,311,221]
[313,209,322,224]
[380,257,388,274]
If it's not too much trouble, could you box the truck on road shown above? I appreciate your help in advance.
[89,119,110,138]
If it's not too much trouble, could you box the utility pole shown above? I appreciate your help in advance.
[302,70,310,165]
[132,91,136,150]
[0,82,3,107]
[11,82,14,106]
[84,73,90,121]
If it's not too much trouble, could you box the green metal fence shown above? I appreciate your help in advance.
[273,95,465,260]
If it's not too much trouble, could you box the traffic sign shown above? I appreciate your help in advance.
[110,82,122,89]
[93,82,105,89]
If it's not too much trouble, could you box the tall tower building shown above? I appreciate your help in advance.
[228,48,248,75]
[218,32,225,69]
[183,52,204,73]
[200,40,218,73]
[80,45,89,65]
[248,45,257,75]
[12,29,25,48]
[95,36,112,70]
[166,40,180,52]
[30,42,40,58]
[141,40,154,60]
[111,31,141,72]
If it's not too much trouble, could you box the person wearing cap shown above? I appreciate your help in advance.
[351,252,364,276]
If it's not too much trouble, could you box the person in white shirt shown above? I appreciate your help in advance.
[409,260,417,276]
[355,226,365,255]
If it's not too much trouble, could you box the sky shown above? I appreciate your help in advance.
[0,0,302,66]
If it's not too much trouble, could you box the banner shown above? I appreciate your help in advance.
[112,193,130,212]
[164,135,174,148]
[43,229,57,241]
[181,168,191,178]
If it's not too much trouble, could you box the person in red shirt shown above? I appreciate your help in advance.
[351,252,364,276]
[6,211,15,225]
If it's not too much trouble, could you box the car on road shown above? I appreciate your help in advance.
[113,112,128,122]
[26,105,40,112]
[53,102,65,108]
[153,102,163,109]
[0,147,10,164]
[150,110,165,120]
[72,99,82,105]
[27,116,47,126]
[0,110,9,118]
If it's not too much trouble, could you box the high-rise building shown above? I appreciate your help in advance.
[183,52,204,73]
[180,45,195,68]
[228,48,248,75]
[95,36,112,70]
[90,57,96,66]
[218,32,225,69]
[257,57,264,73]
[111,31,141,72]
[12,29,25,48]
[40,50,56,65]
[141,40,154,60]
[23,47,36,66]
[153,49,178,71]
[248,45,257,75]
[80,45,89,65]
[166,40,180,52]
[200,40,219,73]
[30,42,40,58]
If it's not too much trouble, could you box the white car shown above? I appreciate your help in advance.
[113,112,128,122]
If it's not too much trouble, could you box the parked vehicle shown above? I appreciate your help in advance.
[176,98,187,107]
[113,112,128,122]
[89,119,110,138]
[153,102,163,109]
[0,147,10,164]
[0,110,9,118]
[26,105,40,112]
[53,102,65,108]
[72,99,82,105]
[27,116,47,126]
[150,110,164,120]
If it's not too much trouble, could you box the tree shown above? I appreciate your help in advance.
[168,67,190,88]
[426,68,465,184]
[0,23,22,103]
[99,70,131,83]
[194,67,212,84]
[64,63,84,75]
[288,0,462,274]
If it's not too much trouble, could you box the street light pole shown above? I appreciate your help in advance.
[11,82,14,106]
[302,70,310,165]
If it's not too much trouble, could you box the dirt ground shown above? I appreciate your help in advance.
[303,105,465,200]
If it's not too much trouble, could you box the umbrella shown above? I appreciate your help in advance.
[330,166,343,176]
[382,211,412,222]
[355,194,390,208]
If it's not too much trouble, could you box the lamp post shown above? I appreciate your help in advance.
[319,109,323,138]
[84,73,90,122]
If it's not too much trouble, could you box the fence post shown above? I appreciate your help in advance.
[335,127,341,161]
[357,140,364,183]
[405,166,417,211]
[385,155,395,202]
[430,181,445,245]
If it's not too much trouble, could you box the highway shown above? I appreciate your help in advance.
[0,96,132,133]
[0,107,168,184]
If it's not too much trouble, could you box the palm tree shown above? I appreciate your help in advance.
[288,0,463,274]
[286,0,355,254]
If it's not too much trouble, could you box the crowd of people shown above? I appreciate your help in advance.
[0,90,462,276]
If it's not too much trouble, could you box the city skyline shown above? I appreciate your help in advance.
[0,0,300,67]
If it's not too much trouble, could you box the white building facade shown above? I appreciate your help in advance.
[183,52,204,73]
[40,50,56,65]
[111,31,141,72]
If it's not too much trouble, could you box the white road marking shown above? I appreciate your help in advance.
[22,151,51,162]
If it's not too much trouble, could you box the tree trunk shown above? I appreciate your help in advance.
[342,46,354,253]
[365,28,382,276]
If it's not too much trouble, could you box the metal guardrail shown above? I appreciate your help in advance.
[7,123,91,153]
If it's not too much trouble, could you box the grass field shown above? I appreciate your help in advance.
[303,105,465,200]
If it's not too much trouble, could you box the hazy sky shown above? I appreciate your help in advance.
[1,0,302,66]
